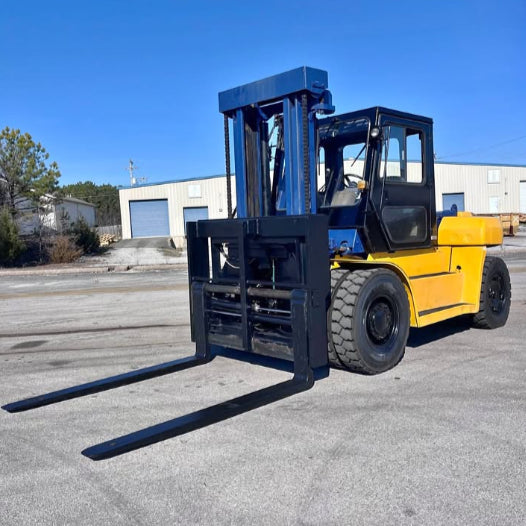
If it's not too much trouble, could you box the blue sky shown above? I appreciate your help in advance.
[1,0,525,186]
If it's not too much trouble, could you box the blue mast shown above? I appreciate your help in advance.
[219,67,334,217]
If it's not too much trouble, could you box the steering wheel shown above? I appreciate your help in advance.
[343,173,362,188]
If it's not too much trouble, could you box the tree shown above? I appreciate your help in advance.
[0,127,61,217]
[0,207,25,265]
[58,181,121,226]
[70,217,100,253]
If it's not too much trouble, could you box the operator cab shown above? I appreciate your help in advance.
[317,107,436,254]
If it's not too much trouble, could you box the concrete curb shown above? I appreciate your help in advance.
[0,262,187,277]
[488,247,526,259]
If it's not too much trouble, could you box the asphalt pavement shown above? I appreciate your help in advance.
[0,256,525,525]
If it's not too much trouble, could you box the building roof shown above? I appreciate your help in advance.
[60,195,96,207]
[434,160,526,168]
[120,173,228,190]
[119,160,526,191]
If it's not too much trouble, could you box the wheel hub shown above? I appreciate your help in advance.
[489,275,506,313]
[367,300,394,344]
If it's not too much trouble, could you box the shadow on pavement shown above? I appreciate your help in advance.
[407,315,472,348]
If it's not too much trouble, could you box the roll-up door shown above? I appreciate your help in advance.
[129,199,170,238]
[520,181,526,214]
[183,206,209,234]
[442,193,465,212]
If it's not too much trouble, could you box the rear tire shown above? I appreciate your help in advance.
[472,256,511,329]
[329,268,410,375]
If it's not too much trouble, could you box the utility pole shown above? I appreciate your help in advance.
[128,159,147,186]
[128,159,136,186]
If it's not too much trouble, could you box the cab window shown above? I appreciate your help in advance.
[380,125,423,184]
[318,117,370,208]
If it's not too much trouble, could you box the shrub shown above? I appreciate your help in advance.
[48,235,82,263]
[70,218,100,253]
[0,207,25,265]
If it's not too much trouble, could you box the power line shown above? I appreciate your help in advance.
[437,135,526,160]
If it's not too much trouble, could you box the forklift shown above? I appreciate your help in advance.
[3,67,511,460]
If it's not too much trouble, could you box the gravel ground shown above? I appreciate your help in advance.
[80,237,187,267]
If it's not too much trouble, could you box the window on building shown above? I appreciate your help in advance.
[188,184,202,198]
[488,169,500,183]
[489,196,499,213]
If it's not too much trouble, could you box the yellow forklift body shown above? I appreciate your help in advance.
[333,215,502,328]
[438,212,503,246]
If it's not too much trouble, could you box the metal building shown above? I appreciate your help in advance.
[119,175,236,247]
[433,161,526,215]
[119,161,526,246]
[17,195,97,235]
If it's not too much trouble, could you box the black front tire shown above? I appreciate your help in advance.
[472,256,511,329]
[328,268,351,368]
[329,268,410,375]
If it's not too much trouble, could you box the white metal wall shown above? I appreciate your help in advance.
[57,200,96,227]
[120,163,526,246]
[337,160,526,213]
[16,197,96,234]
[433,163,526,214]
[120,176,236,246]
[327,161,526,213]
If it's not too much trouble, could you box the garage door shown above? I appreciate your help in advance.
[129,200,170,238]
[442,193,465,212]
[520,181,526,214]
[183,206,209,234]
